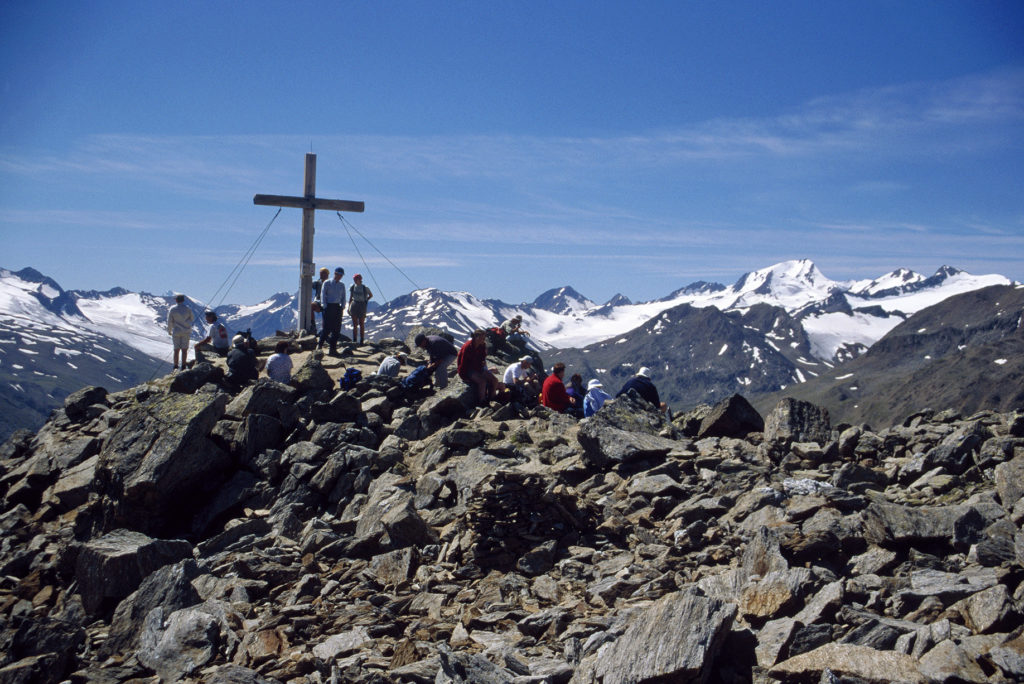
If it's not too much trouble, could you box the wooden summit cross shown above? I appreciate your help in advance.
[254,153,364,333]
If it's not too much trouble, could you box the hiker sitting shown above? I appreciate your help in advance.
[565,373,586,418]
[457,329,500,405]
[540,362,571,413]
[377,353,405,378]
[500,314,530,347]
[225,334,260,390]
[583,379,611,417]
[502,355,541,404]
[265,340,293,384]
[414,333,459,389]
[195,310,231,363]
[616,366,667,413]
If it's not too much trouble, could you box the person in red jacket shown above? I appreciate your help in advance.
[541,362,571,413]
[457,329,499,405]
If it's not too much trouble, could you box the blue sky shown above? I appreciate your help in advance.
[1,1,1022,307]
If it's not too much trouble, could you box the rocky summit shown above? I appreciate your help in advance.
[0,330,1023,684]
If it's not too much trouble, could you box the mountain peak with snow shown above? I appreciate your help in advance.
[530,286,595,316]
[727,259,840,310]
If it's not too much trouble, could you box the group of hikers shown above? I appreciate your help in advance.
[401,325,666,418]
[169,291,667,418]
[309,266,373,352]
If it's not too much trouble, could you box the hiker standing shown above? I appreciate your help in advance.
[166,293,194,371]
[348,273,373,344]
[318,267,345,355]
[310,267,330,336]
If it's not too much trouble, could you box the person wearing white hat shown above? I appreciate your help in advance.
[616,366,665,411]
[583,378,612,417]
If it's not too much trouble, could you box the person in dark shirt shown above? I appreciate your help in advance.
[414,333,459,388]
[225,334,260,390]
[616,367,666,412]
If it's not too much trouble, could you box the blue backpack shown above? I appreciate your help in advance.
[400,364,431,390]
[339,367,362,391]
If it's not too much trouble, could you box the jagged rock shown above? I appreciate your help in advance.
[949,583,1014,634]
[698,394,764,439]
[918,639,989,684]
[571,589,736,683]
[769,643,927,683]
[994,454,1024,510]
[576,420,682,469]
[764,397,831,446]
[137,601,232,681]
[102,558,202,657]
[862,501,991,550]
[289,357,334,392]
[63,385,109,420]
[96,391,230,534]
[227,380,299,428]
[73,528,193,616]
[5,334,1024,684]
[41,454,97,511]
[170,362,223,393]
[3,615,85,683]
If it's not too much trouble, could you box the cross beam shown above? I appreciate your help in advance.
[254,153,364,333]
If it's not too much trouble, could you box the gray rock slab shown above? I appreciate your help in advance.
[571,589,736,684]
[769,643,926,683]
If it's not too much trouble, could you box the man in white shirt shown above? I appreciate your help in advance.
[502,355,540,404]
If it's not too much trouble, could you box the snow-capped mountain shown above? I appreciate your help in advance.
[365,259,1012,361]
[0,260,1016,439]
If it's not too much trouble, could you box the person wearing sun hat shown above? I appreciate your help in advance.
[616,366,664,411]
[583,378,612,417]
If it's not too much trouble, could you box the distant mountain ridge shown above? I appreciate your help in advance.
[0,260,1017,438]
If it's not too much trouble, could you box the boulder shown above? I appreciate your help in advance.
[96,391,230,535]
[763,398,831,446]
[698,394,764,439]
[73,528,193,616]
[571,589,736,683]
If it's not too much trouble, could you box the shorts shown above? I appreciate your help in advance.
[172,333,190,352]
[349,300,367,319]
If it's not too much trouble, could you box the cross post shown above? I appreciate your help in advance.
[254,153,364,333]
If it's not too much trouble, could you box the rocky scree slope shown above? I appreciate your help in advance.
[0,333,1023,683]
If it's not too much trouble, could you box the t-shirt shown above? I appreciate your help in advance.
[266,353,292,383]
[208,322,231,349]
[503,361,531,384]
[350,283,371,303]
